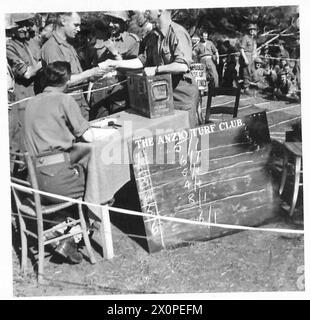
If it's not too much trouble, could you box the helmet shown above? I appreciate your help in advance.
[247,23,257,30]
[104,11,129,22]
[5,14,18,29]
[254,57,263,64]
[11,13,35,24]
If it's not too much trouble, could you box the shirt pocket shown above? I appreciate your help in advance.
[162,45,172,64]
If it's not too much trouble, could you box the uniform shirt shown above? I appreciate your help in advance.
[252,67,269,85]
[24,87,89,156]
[6,38,37,100]
[95,32,140,63]
[41,32,88,114]
[194,40,218,62]
[240,34,257,59]
[41,32,83,74]
[138,22,193,69]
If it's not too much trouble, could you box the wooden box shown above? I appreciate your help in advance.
[127,72,174,118]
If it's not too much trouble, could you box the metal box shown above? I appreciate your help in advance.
[127,72,174,118]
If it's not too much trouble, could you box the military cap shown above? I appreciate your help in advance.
[247,23,257,30]
[5,14,18,29]
[104,11,129,22]
[11,13,35,23]
[191,34,200,40]
[254,57,263,64]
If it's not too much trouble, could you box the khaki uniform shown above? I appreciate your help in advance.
[194,40,219,87]
[41,32,90,120]
[138,22,199,127]
[24,87,90,204]
[239,34,257,89]
[90,32,140,119]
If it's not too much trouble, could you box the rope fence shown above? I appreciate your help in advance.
[10,182,304,235]
[8,78,127,108]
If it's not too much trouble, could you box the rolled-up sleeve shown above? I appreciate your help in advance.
[6,43,28,77]
[171,28,193,67]
[63,95,90,137]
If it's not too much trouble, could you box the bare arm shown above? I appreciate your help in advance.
[240,48,248,65]
[101,58,144,70]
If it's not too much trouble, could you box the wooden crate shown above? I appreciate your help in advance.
[127,72,174,118]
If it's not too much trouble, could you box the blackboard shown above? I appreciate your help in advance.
[131,111,279,252]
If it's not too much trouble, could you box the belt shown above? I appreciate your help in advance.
[35,152,70,168]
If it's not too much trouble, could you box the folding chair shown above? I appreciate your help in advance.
[205,83,241,124]
[10,151,96,284]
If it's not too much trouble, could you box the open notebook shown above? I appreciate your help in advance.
[90,118,119,140]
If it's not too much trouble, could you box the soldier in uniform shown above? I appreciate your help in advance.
[103,9,199,127]
[41,12,110,120]
[239,23,258,93]
[6,13,42,101]
[195,31,219,87]
[89,11,140,119]
[6,13,43,153]
[191,34,201,63]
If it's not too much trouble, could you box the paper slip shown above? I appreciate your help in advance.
[90,118,119,140]
[90,118,118,128]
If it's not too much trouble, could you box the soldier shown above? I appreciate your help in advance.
[103,9,199,127]
[239,23,258,93]
[195,31,219,87]
[90,11,140,119]
[6,13,42,101]
[41,12,110,120]
[191,34,201,63]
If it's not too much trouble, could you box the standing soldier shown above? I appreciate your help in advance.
[191,34,201,63]
[239,23,258,94]
[195,31,219,87]
[90,11,140,119]
[103,9,199,127]
[41,12,110,120]
[6,13,42,101]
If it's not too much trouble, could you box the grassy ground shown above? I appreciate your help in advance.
[12,213,304,297]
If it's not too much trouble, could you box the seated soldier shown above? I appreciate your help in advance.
[249,57,273,93]
[274,71,299,101]
[24,61,97,264]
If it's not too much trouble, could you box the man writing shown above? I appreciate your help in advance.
[41,12,110,120]
[102,9,199,127]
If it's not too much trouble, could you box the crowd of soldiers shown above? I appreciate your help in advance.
[191,23,300,100]
[6,10,301,265]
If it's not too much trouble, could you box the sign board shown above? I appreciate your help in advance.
[190,63,207,90]
[131,112,278,252]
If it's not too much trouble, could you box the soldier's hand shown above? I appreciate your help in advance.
[144,67,157,76]
[91,66,111,78]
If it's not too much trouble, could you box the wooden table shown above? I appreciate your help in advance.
[71,109,190,258]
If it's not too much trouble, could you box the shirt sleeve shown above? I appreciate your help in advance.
[41,41,67,67]
[240,36,248,50]
[62,95,90,137]
[6,43,28,77]
[171,28,193,67]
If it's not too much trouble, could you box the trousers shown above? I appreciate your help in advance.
[172,75,199,128]
[33,151,86,205]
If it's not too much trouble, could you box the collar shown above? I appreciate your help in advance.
[43,86,65,94]
[52,31,68,46]
[156,22,173,39]
[111,32,125,42]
